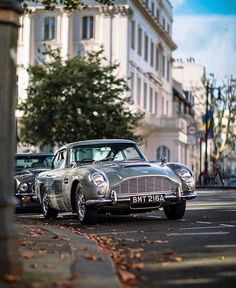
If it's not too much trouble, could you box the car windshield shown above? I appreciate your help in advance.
[68,143,146,164]
[15,154,53,171]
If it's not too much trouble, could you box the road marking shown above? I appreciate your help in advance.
[180,226,230,230]
[206,244,236,248]
[219,223,235,227]
[167,232,229,236]
[197,221,212,224]
[89,230,139,236]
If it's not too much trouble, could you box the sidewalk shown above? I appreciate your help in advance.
[0,218,121,288]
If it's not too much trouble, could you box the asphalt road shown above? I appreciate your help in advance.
[17,189,236,287]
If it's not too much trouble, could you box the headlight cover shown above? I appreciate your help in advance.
[178,168,193,184]
[91,172,107,188]
[90,172,109,195]
[18,182,29,192]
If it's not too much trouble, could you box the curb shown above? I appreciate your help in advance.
[43,225,121,288]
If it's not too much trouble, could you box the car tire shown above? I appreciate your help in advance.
[163,200,186,220]
[75,185,98,225]
[41,186,58,220]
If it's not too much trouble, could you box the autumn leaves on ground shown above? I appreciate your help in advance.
[2,218,184,288]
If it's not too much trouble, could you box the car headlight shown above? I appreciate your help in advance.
[90,172,109,195]
[18,182,29,193]
[91,173,107,187]
[178,168,193,184]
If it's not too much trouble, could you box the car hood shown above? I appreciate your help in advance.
[92,161,180,185]
[15,168,50,183]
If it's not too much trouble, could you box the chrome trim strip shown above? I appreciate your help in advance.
[86,199,113,206]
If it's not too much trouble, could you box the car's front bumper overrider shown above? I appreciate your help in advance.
[86,190,197,207]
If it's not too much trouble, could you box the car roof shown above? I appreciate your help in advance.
[16,153,53,157]
[59,139,137,151]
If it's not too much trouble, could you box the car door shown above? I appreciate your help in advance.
[44,149,68,210]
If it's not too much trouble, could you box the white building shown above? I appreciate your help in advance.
[173,58,206,177]
[17,0,192,164]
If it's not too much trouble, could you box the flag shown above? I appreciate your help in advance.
[202,110,214,139]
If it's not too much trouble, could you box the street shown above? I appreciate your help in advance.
[16,189,236,287]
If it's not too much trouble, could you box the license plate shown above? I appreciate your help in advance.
[131,194,165,204]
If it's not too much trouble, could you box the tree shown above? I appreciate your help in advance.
[22,0,114,11]
[18,47,143,147]
[211,76,236,163]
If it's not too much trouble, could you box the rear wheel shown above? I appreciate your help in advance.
[41,186,58,220]
[75,185,98,225]
[163,200,186,220]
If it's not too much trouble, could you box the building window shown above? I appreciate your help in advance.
[150,41,154,67]
[82,16,94,39]
[144,34,149,62]
[138,26,142,56]
[131,20,136,50]
[130,72,134,99]
[154,91,158,115]
[149,87,153,113]
[143,82,147,109]
[151,2,155,15]
[167,23,170,34]
[156,146,170,161]
[162,17,166,30]
[162,54,166,78]
[156,8,160,21]
[167,59,170,81]
[44,16,56,41]
[137,76,141,105]
[155,46,159,71]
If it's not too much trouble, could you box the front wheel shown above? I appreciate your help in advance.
[75,185,98,225]
[163,200,186,220]
[41,187,58,220]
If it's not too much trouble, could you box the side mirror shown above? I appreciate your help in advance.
[160,155,167,165]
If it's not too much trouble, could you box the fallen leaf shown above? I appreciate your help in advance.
[131,262,144,270]
[118,269,136,282]
[3,273,21,282]
[21,251,32,259]
[163,249,174,256]
[171,256,183,262]
[84,254,101,261]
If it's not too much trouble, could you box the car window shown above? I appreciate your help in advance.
[68,143,145,164]
[123,146,141,160]
[53,150,66,169]
[15,155,53,171]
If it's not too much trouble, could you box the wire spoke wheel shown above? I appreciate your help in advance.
[41,186,58,219]
[75,185,98,225]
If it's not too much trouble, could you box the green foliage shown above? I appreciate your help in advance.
[22,0,114,11]
[18,47,144,147]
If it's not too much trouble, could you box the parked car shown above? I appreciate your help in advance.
[15,153,53,212]
[227,178,236,187]
[35,139,196,224]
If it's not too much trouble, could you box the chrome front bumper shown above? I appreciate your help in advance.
[86,190,197,207]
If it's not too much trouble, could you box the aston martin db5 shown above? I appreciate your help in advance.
[35,139,196,224]
[15,153,53,211]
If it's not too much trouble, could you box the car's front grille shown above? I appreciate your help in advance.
[112,176,179,196]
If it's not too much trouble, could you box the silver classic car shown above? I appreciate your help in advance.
[35,139,196,224]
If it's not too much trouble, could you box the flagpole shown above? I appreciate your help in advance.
[204,81,209,184]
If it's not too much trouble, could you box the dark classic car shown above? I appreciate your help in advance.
[15,153,53,211]
[35,139,196,224]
